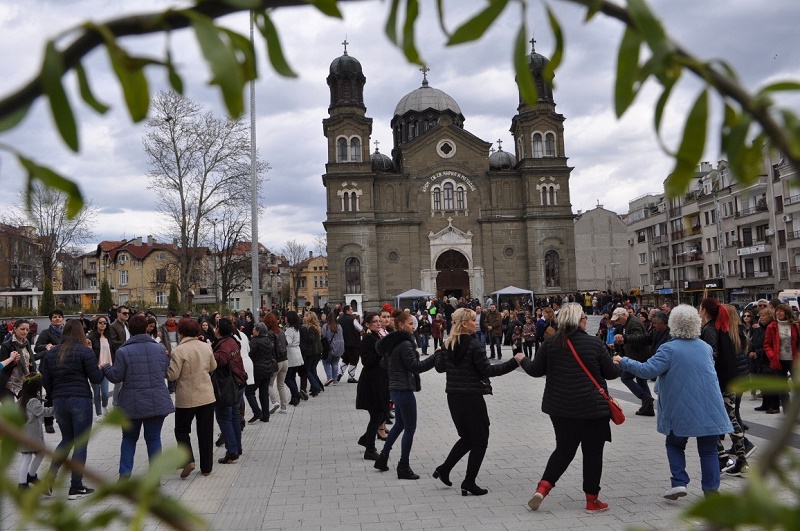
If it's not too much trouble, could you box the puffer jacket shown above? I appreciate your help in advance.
[622,316,651,362]
[103,334,174,420]
[40,342,104,400]
[377,330,437,392]
[249,334,276,381]
[434,334,518,394]
[519,329,620,419]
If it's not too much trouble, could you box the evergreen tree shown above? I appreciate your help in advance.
[40,278,55,316]
[168,282,180,314]
[99,278,113,314]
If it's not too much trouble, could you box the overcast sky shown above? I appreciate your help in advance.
[1,0,798,254]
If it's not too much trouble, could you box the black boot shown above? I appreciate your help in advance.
[397,461,420,480]
[364,448,380,461]
[636,396,655,416]
[460,481,488,496]
[374,452,389,472]
[357,435,367,448]
[433,466,452,487]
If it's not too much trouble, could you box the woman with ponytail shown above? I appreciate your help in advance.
[698,298,750,476]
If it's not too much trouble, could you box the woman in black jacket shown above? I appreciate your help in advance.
[246,322,275,423]
[355,312,388,460]
[516,303,620,513]
[373,310,437,479]
[433,308,519,496]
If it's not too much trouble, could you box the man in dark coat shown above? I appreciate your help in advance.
[34,309,64,433]
[612,307,655,416]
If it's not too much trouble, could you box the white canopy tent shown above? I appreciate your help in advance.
[394,288,435,308]
[489,286,535,306]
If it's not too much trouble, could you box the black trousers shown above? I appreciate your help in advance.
[174,403,215,474]
[440,394,490,484]
[245,374,271,420]
[542,416,610,495]
[362,409,384,451]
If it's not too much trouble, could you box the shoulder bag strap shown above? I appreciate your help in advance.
[567,339,610,402]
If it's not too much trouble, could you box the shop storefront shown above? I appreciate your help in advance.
[684,278,725,307]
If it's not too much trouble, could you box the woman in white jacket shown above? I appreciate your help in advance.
[283,311,304,406]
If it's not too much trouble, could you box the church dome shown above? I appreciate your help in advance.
[489,148,516,170]
[371,148,395,172]
[528,50,550,75]
[329,53,363,76]
[393,84,462,117]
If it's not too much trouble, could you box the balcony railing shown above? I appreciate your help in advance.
[791,266,800,275]
[687,251,704,262]
[674,254,686,264]
[652,234,668,244]
[735,203,769,219]
[784,194,800,206]
[740,270,773,279]
[672,228,685,240]
[669,207,682,218]
[787,230,800,241]
[688,225,702,236]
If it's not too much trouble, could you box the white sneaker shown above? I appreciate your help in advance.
[95,415,103,422]
[279,407,288,414]
[663,486,687,500]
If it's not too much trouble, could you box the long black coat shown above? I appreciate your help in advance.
[355,333,389,413]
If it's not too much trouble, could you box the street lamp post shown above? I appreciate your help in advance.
[211,218,219,308]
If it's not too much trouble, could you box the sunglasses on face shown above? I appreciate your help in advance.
[98,321,108,325]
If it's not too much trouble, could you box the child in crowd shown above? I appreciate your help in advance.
[18,373,53,490]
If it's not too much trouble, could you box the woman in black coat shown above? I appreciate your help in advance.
[246,322,275,423]
[433,308,519,496]
[355,312,388,460]
[516,303,620,513]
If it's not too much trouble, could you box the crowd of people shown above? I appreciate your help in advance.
[0,293,795,514]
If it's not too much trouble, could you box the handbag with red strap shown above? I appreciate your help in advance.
[567,339,626,425]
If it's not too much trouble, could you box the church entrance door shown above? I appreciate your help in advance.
[435,250,470,299]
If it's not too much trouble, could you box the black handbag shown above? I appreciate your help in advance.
[211,363,238,407]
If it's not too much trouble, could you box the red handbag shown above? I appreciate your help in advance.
[567,339,626,425]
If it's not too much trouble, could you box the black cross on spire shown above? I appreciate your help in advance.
[496,139,503,151]
[342,36,349,55]
[374,139,380,152]
[529,33,536,53]
[419,65,430,86]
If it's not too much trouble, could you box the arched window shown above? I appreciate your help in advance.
[350,192,358,212]
[337,138,348,162]
[533,133,543,158]
[345,257,361,293]
[548,186,555,205]
[342,191,350,212]
[456,186,465,210]
[540,187,546,205]
[545,133,555,157]
[443,182,455,210]
[545,250,560,287]
[350,137,361,162]
[433,188,441,210]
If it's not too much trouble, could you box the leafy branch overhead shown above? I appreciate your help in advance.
[0,0,798,220]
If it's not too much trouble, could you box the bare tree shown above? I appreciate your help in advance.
[7,184,96,283]
[283,240,308,310]
[144,91,267,304]
[214,207,254,305]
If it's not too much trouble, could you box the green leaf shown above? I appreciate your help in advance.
[166,51,184,94]
[75,63,110,114]
[627,0,669,56]
[615,26,642,117]
[304,0,343,18]
[543,5,564,85]
[448,0,509,45]
[665,88,708,196]
[728,375,793,394]
[514,24,538,107]
[42,41,79,152]
[385,0,401,45]
[435,0,448,36]
[18,155,84,218]
[188,11,245,116]
[758,81,800,95]
[255,12,298,78]
[653,80,677,155]
[584,0,604,21]
[104,43,150,122]
[222,28,257,82]
[217,0,262,7]
[0,103,31,132]
[402,0,422,64]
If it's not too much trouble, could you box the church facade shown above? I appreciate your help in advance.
[322,42,577,312]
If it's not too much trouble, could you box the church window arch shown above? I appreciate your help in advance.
[443,182,455,210]
[456,186,465,210]
[545,132,556,157]
[337,137,348,162]
[545,250,561,287]
[532,133,543,158]
[536,181,560,206]
[350,137,362,162]
[342,191,350,212]
[338,186,361,212]
[433,188,441,210]
[548,186,556,205]
[345,257,362,293]
[431,179,468,212]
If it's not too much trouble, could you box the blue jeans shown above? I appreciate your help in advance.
[665,431,720,493]
[119,416,165,477]
[306,354,324,393]
[381,390,417,464]
[322,355,341,381]
[419,334,430,354]
[50,397,93,488]
[215,387,245,455]
[489,335,502,358]
[474,331,485,349]
[92,378,109,415]
[621,370,652,400]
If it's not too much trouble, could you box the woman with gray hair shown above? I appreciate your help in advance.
[613,304,732,499]
[515,302,619,513]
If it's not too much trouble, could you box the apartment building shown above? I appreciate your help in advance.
[621,155,798,308]
[290,251,329,310]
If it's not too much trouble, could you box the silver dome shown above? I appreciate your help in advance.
[393,85,462,117]
[489,149,517,170]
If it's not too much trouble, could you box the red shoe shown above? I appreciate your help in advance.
[585,493,609,513]
[528,480,553,511]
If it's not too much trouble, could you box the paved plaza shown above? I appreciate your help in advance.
[2,316,799,530]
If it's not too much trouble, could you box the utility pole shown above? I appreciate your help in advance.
[211,218,219,308]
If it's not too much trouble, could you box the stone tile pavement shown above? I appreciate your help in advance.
[2,315,798,530]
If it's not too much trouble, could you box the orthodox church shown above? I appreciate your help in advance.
[322,40,577,311]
